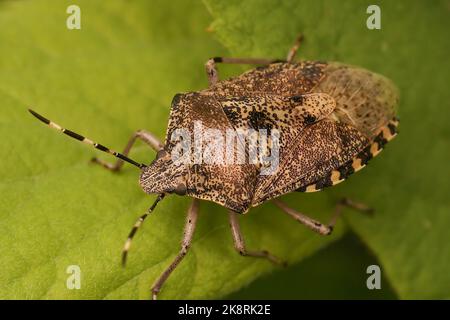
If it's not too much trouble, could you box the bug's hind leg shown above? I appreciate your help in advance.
[91,130,163,171]
[228,210,286,266]
[151,199,199,300]
[273,198,373,236]
[286,34,304,63]
[205,57,276,87]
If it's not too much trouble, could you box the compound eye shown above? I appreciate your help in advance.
[156,149,168,160]
[173,183,187,196]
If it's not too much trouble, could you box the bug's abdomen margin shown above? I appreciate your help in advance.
[296,117,399,193]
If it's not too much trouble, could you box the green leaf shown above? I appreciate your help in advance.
[1,0,344,299]
[204,0,450,299]
[228,232,398,299]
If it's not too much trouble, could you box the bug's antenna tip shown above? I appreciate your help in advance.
[28,108,38,115]
[28,108,50,125]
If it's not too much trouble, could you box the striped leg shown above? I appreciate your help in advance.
[151,199,199,300]
[28,109,145,169]
[273,198,373,236]
[121,194,165,266]
[92,130,163,172]
[228,210,286,266]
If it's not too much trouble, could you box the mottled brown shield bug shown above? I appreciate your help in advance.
[29,35,399,299]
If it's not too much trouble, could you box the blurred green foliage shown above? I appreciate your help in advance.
[229,233,397,299]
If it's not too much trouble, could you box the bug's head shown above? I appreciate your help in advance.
[139,149,188,196]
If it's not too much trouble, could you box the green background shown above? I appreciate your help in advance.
[0,0,448,299]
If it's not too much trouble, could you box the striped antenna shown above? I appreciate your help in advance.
[28,109,145,169]
[122,193,166,267]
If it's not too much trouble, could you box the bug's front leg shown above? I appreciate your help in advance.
[273,198,373,235]
[91,130,163,171]
[228,210,286,266]
[151,199,199,300]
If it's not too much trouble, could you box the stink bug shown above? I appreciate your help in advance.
[29,35,399,299]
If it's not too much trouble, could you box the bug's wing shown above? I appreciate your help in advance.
[220,93,335,134]
[165,92,260,213]
[312,62,399,139]
[219,93,336,169]
[252,119,369,205]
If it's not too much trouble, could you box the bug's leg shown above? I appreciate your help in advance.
[273,199,331,235]
[286,34,304,63]
[228,210,286,266]
[91,130,163,171]
[151,199,199,300]
[328,198,373,230]
[273,198,373,236]
[205,57,276,86]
